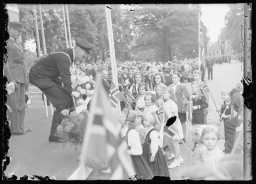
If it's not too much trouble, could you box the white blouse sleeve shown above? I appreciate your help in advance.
[127,129,143,155]
[149,130,160,157]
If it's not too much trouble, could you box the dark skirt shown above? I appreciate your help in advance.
[192,109,207,125]
[131,155,154,179]
[148,149,170,177]
[178,112,187,124]
[224,119,237,153]
[142,129,170,178]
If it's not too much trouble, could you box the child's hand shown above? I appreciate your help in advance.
[150,154,155,162]
[6,81,16,95]
[72,91,80,98]
[61,109,70,116]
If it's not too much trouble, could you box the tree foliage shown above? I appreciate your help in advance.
[219,4,243,54]
[128,5,208,61]
[16,4,209,64]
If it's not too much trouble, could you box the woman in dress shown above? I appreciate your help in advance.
[191,71,209,125]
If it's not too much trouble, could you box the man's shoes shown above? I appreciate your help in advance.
[168,158,181,169]
[11,132,24,136]
[167,153,175,161]
[24,128,32,133]
[49,136,66,143]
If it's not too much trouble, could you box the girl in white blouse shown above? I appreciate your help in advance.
[141,112,170,178]
[126,115,153,179]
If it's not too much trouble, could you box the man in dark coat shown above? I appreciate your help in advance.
[29,43,91,142]
[4,36,30,135]
[224,83,243,153]
[191,71,209,125]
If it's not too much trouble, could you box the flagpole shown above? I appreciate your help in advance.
[33,7,41,57]
[34,6,49,118]
[39,5,47,55]
[105,5,121,113]
[65,5,72,47]
[39,5,54,115]
[62,5,70,48]
[198,5,201,76]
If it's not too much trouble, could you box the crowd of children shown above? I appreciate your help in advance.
[54,59,243,180]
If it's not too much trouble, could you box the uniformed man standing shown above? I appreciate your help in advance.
[4,22,30,135]
[29,42,91,142]
[224,83,243,153]
[191,71,209,125]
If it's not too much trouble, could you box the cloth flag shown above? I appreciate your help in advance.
[109,85,120,108]
[68,74,135,180]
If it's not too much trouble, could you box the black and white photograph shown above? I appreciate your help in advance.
[3,3,252,180]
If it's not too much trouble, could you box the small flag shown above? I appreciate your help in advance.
[109,85,120,108]
[68,74,135,180]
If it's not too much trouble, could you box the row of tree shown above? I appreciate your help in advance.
[218,4,244,55]
[17,4,209,63]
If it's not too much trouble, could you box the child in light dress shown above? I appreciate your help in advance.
[192,127,224,164]
[161,90,184,169]
[179,126,227,180]
[141,112,170,178]
[126,115,154,179]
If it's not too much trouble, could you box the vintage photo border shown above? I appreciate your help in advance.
[1,0,255,181]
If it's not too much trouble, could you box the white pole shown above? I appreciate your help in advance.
[39,5,47,55]
[39,5,54,116]
[34,6,48,117]
[62,5,70,48]
[198,5,201,74]
[105,5,118,86]
[105,5,121,114]
[65,5,72,47]
[33,8,41,57]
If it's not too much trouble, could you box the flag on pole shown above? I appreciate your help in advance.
[109,85,119,107]
[105,5,121,113]
[68,74,135,180]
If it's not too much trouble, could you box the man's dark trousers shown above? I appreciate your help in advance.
[29,74,73,138]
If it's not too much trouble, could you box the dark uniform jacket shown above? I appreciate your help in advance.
[4,39,28,111]
[29,49,73,95]
[229,88,243,127]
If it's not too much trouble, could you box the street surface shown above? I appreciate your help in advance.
[5,61,243,179]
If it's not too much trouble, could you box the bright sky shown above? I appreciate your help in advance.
[201,4,230,43]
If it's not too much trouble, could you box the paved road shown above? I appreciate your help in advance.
[5,61,243,179]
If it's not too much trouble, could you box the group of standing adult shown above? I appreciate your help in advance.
[5,22,30,135]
